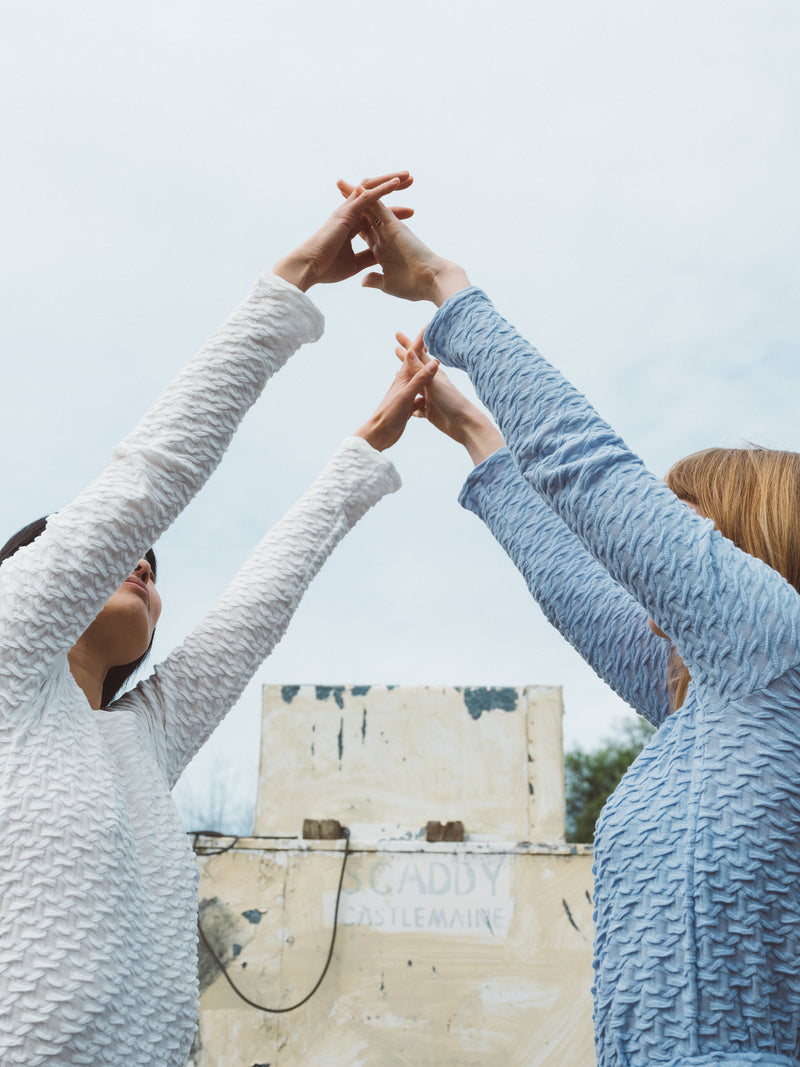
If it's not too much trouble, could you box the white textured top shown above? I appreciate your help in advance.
[0,273,401,1066]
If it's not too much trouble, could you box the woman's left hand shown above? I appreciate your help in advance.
[273,172,415,292]
[355,350,439,452]
[394,331,505,464]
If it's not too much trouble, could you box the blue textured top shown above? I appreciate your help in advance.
[426,288,800,1067]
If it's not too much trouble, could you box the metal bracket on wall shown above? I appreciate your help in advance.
[302,818,347,840]
[425,820,465,842]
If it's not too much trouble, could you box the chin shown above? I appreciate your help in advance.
[93,601,156,664]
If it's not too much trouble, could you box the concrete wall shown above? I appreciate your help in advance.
[189,686,596,1066]
[254,684,566,844]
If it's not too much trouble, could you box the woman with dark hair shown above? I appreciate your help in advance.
[356,194,800,1066]
[0,173,438,1067]
[0,518,160,708]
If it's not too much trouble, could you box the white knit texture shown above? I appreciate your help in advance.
[0,276,400,1066]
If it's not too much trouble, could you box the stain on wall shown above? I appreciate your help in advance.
[198,896,258,995]
[315,685,345,709]
[459,686,519,720]
[256,684,563,843]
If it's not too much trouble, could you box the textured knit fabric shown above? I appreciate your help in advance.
[0,273,401,1067]
[428,288,800,1067]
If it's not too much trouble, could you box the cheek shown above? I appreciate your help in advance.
[150,589,163,628]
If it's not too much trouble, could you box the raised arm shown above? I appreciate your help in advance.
[435,292,800,704]
[397,333,670,723]
[357,210,800,702]
[462,448,671,724]
[118,347,438,783]
[118,439,398,784]
[0,175,415,723]
[424,289,800,701]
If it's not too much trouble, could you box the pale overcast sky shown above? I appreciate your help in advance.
[2,1,799,826]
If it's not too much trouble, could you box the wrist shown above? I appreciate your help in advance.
[429,261,471,306]
[273,254,314,293]
[354,417,388,453]
[457,411,504,465]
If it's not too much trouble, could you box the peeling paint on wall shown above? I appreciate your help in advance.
[315,685,345,709]
[198,896,258,995]
[255,684,565,844]
[460,686,519,720]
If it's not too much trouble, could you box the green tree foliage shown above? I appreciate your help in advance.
[565,718,656,843]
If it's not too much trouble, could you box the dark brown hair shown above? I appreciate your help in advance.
[0,517,157,708]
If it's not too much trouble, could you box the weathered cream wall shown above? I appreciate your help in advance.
[255,684,566,844]
[193,842,594,1067]
[190,686,596,1066]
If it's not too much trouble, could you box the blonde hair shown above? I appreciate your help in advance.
[663,446,800,710]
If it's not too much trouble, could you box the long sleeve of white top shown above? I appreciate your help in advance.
[117,436,400,786]
[0,273,323,731]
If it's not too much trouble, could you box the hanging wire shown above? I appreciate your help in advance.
[193,827,351,1013]
[191,830,240,857]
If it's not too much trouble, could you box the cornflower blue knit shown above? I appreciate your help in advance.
[426,287,800,1067]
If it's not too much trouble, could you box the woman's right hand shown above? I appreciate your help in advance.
[395,331,504,464]
[337,178,471,306]
[273,172,415,293]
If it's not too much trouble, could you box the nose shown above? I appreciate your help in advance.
[134,558,153,583]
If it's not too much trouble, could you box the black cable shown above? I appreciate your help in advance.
[194,827,351,1013]
[191,830,240,857]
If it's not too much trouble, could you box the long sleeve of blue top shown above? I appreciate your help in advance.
[427,287,800,1067]
[460,446,671,726]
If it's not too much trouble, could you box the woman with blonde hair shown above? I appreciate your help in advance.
[355,187,800,1066]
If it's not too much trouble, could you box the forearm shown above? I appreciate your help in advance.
[426,288,695,612]
[453,408,505,466]
[426,288,800,699]
[462,449,671,723]
[0,274,322,712]
[113,273,322,526]
[123,437,400,785]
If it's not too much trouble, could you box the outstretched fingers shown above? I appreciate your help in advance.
[402,356,439,393]
[395,329,430,364]
[336,177,414,226]
[348,172,412,214]
[354,354,438,451]
[272,173,415,292]
[359,171,413,192]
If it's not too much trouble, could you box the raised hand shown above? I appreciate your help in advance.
[354,348,439,452]
[337,178,471,306]
[395,331,504,464]
[273,172,415,292]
